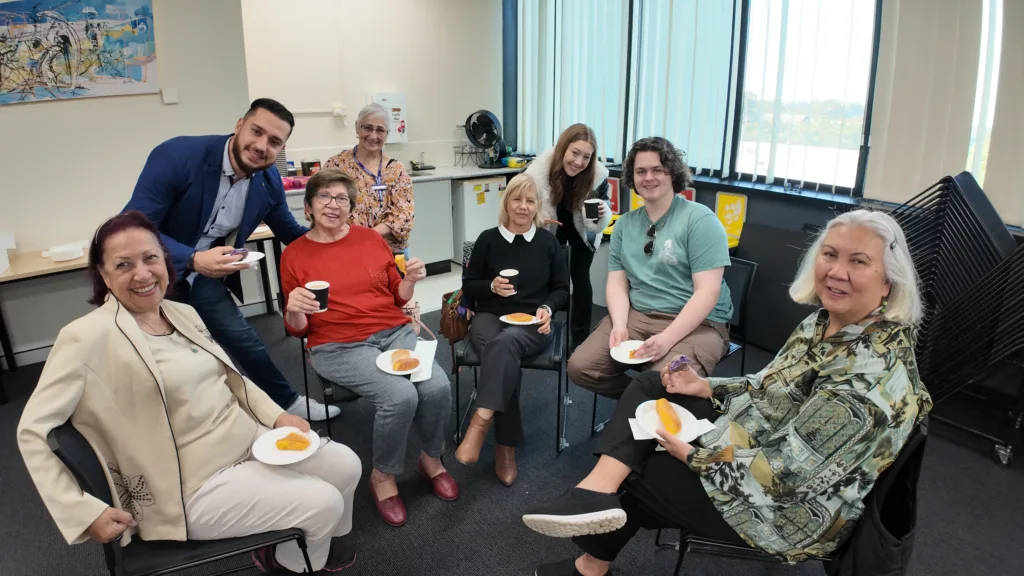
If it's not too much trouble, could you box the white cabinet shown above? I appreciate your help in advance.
[286,193,306,224]
[408,179,453,264]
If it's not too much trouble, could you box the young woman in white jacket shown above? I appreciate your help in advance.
[525,124,613,348]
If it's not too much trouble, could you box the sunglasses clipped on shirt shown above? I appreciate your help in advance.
[644,224,656,256]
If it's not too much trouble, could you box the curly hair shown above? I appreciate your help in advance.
[621,137,692,194]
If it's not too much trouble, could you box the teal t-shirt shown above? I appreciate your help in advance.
[608,195,733,323]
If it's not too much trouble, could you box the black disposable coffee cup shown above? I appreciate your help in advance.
[499,269,519,294]
[584,199,602,220]
[305,281,330,312]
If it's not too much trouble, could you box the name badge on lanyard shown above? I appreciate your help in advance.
[372,183,387,203]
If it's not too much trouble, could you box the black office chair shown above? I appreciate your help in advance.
[47,422,314,576]
[299,337,359,441]
[590,256,758,435]
[721,257,757,376]
[453,242,573,453]
[654,419,928,575]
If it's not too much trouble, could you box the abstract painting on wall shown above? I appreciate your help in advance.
[0,0,157,105]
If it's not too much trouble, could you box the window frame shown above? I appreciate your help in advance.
[504,0,885,198]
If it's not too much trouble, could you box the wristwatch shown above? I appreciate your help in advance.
[186,252,197,273]
[490,278,498,294]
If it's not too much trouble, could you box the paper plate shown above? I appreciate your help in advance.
[610,340,654,364]
[252,426,320,466]
[376,350,422,376]
[500,314,539,326]
[230,251,266,266]
[635,400,700,442]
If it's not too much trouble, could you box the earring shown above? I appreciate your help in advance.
[880,298,888,314]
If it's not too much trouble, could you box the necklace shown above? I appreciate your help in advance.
[136,314,171,336]
[136,314,199,353]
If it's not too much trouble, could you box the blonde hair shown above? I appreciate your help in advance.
[789,209,923,325]
[498,174,544,229]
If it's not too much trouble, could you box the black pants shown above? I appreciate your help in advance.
[572,371,747,562]
[468,312,552,446]
[555,225,596,346]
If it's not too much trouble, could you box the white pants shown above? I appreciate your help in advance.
[185,430,362,572]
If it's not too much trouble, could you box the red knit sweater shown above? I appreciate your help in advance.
[280,226,410,347]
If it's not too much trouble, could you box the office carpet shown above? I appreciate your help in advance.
[0,308,1021,576]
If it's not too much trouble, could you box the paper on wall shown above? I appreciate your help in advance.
[0,232,14,275]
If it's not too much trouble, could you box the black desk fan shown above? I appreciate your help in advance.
[465,110,508,169]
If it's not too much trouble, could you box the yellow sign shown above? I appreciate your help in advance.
[473,184,483,191]
[715,192,747,240]
[629,189,645,210]
[476,191,486,205]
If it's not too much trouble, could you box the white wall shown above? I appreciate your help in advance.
[865,0,1024,226]
[239,0,503,169]
[0,0,254,368]
[0,0,251,252]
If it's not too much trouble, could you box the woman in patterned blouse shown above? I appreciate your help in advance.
[322,103,415,256]
[523,209,933,576]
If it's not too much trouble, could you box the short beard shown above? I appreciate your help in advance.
[231,137,267,176]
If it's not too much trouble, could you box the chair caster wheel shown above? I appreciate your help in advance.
[993,444,1013,467]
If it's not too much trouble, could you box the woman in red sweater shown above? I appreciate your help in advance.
[279,169,457,528]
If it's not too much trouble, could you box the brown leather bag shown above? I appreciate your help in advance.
[439,290,470,345]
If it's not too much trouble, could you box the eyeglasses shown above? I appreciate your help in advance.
[359,124,389,136]
[313,193,351,207]
[644,224,656,256]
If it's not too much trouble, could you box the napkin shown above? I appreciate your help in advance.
[629,417,716,450]
[410,339,437,383]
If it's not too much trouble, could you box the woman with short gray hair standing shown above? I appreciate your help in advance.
[323,103,415,257]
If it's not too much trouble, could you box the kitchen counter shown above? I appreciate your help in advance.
[284,164,523,197]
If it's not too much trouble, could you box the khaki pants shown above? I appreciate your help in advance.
[567,308,729,398]
[185,429,362,573]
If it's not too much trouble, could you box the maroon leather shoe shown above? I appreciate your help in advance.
[417,459,460,501]
[369,480,407,527]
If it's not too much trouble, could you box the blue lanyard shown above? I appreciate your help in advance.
[353,146,385,202]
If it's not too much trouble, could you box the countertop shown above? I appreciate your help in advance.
[285,164,524,197]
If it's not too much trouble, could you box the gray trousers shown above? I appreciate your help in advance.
[468,313,552,446]
[309,324,451,475]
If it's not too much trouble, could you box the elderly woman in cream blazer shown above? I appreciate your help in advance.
[17,212,361,575]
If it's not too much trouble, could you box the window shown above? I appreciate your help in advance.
[512,0,882,194]
[517,0,629,160]
[736,0,877,192]
[627,0,739,174]
[966,0,1002,186]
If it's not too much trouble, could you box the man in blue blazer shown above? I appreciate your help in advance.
[124,98,339,421]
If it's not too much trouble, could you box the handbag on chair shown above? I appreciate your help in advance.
[439,290,471,364]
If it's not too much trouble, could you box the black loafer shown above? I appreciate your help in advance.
[536,559,583,576]
[523,488,627,538]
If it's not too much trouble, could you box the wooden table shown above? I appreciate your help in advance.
[0,228,282,374]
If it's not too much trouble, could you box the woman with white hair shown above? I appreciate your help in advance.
[521,209,933,576]
[323,103,414,256]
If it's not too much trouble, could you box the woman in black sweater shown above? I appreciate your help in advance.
[455,174,570,485]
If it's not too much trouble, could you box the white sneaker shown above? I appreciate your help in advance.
[286,395,341,421]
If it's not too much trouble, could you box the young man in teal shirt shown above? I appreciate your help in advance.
[567,137,733,398]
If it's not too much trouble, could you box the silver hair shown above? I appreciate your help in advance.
[356,103,390,132]
[788,209,923,325]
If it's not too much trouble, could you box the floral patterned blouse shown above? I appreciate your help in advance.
[322,148,414,253]
[686,309,933,561]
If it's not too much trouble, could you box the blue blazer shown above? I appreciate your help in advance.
[123,134,307,299]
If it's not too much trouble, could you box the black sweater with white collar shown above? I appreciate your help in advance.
[462,227,569,317]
